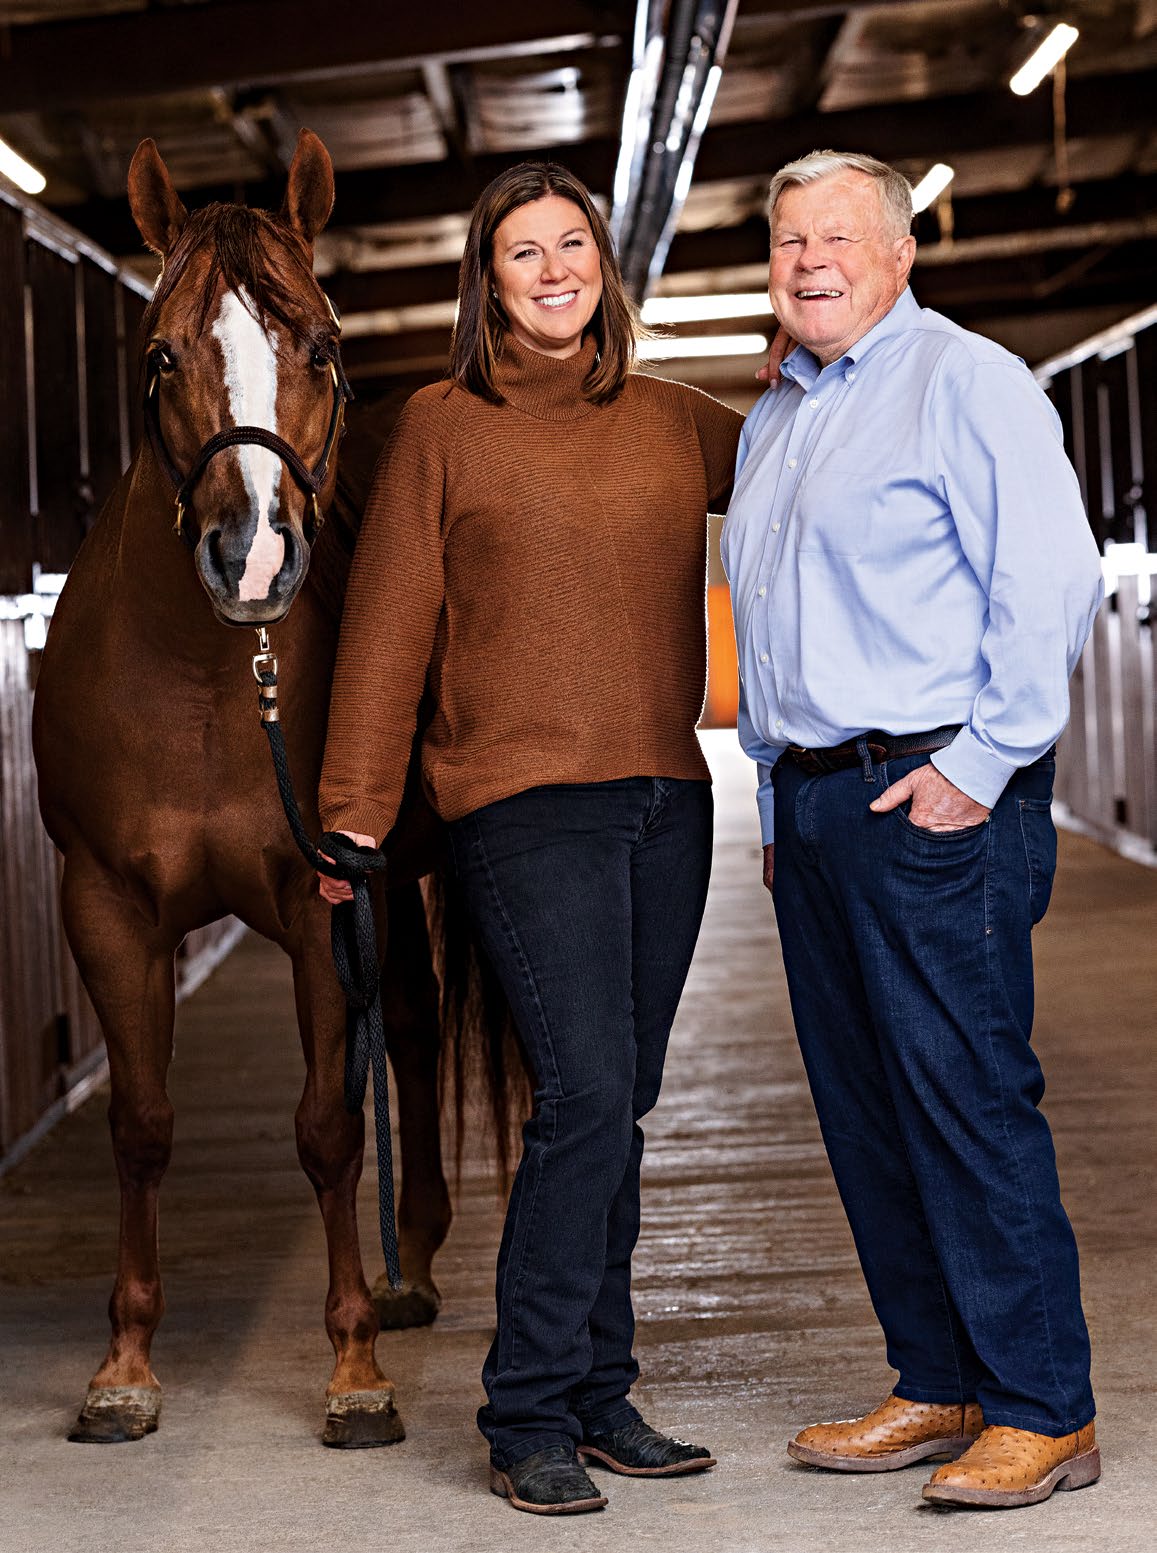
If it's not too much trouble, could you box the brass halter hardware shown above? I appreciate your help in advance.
[253,626,280,722]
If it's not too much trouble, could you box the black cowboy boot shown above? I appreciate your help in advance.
[578,1418,717,1476]
[489,1444,608,1514]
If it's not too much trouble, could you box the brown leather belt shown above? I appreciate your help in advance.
[782,724,962,777]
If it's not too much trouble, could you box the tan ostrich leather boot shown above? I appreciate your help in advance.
[923,1421,1100,1507]
[787,1394,983,1472]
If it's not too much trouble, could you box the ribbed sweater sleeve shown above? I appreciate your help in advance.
[319,390,449,843]
[682,383,743,509]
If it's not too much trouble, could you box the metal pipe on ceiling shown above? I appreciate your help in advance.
[612,0,739,300]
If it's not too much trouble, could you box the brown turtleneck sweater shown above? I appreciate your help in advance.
[319,335,744,842]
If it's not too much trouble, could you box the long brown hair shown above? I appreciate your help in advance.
[449,162,639,406]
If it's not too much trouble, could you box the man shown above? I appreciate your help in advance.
[721,149,1104,1510]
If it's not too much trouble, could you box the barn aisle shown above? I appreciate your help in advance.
[1,733,1154,1553]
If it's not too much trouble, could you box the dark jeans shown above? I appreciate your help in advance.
[448,776,713,1469]
[772,746,1094,1435]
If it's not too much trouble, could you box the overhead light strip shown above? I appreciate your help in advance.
[0,136,46,196]
[638,333,768,361]
[910,163,955,215]
[642,292,772,324]
[1010,22,1079,96]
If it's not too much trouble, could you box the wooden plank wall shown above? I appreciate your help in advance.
[0,191,243,1173]
[0,201,32,594]
[1046,319,1157,860]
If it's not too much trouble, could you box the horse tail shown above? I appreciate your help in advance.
[424,864,530,1191]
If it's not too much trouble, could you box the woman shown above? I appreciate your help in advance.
[318,161,744,1515]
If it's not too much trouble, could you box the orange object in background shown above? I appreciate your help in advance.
[701,515,739,728]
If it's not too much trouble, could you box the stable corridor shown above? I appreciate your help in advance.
[2,733,1154,1553]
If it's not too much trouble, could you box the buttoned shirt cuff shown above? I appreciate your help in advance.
[756,764,776,845]
[931,729,1018,811]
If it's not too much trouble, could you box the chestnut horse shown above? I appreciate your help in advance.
[33,132,514,1448]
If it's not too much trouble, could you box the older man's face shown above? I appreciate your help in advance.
[769,172,915,366]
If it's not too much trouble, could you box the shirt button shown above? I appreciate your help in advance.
[772,522,781,533]
[809,397,819,409]
[760,652,769,664]
[847,370,856,382]
[758,585,766,597]
[775,719,784,730]
[787,457,797,469]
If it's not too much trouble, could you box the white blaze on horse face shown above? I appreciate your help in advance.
[211,288,285,601]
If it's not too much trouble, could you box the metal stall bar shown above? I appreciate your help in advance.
[1037,305,1157,864]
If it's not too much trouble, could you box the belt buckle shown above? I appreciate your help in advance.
[789,744,822,775]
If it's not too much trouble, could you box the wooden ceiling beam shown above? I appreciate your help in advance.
[0,0,631,114]
[52,65,1157,259]
[693,70,1157,184]
[319,172,1157,317]
[55,137,623,258]
[735,0,932,17]
[334,243,1157,381]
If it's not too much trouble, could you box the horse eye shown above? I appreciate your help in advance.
[150,344,177,374]
[310,344,332,370]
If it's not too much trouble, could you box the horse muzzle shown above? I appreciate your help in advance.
[195,518,309,626]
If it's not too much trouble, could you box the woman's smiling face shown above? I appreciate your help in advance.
[491,195,604,359]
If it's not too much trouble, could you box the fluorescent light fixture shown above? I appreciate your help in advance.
[1010,22,1079,96]
[642,292,773,325]
[637,333,768,361]
[910,162,955,215]
[0,136,46,196]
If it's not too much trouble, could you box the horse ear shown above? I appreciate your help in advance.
[282,129,334,248]
[127,138,187,257]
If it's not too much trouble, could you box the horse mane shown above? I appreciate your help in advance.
[140,202,329,353]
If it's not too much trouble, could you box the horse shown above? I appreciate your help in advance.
[32,130,520,1448]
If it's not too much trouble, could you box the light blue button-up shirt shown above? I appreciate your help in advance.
[720,287,1104,844]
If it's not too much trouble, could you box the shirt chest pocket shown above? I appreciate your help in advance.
[794,452,884,558]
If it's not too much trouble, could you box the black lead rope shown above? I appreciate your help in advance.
[253,633,403,1291]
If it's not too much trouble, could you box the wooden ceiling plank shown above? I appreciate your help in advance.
[52,64,1157,257]
[319,173,1157,325]
[0,0,630,114]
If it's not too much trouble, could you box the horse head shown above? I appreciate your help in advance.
[128,131,348,626]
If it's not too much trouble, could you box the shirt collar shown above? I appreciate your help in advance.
[779,286,920,387]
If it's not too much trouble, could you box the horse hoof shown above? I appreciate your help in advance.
[371,1274,441,1330]
[68,1385,161,1444]
[323,1388,405,1449]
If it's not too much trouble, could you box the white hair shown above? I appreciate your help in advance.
[767,150,914,241]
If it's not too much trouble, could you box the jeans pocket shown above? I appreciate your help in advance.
[895,804,989,842]
[1018,797,1057,925]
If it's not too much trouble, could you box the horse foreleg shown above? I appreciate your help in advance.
[371,880,450,1332]
[290,923,403,1448]
[60,856,176,1444]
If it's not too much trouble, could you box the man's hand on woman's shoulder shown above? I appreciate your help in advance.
[756,327,796,388]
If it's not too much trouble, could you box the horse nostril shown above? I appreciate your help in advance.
[206,529,227,583]
[271,526,302,597]
[195,527,235,595]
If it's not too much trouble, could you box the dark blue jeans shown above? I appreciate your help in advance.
[449,777,713,1469]
[772,747,1094,1435]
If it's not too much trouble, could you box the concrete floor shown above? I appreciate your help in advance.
[2,732,1154,1553]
